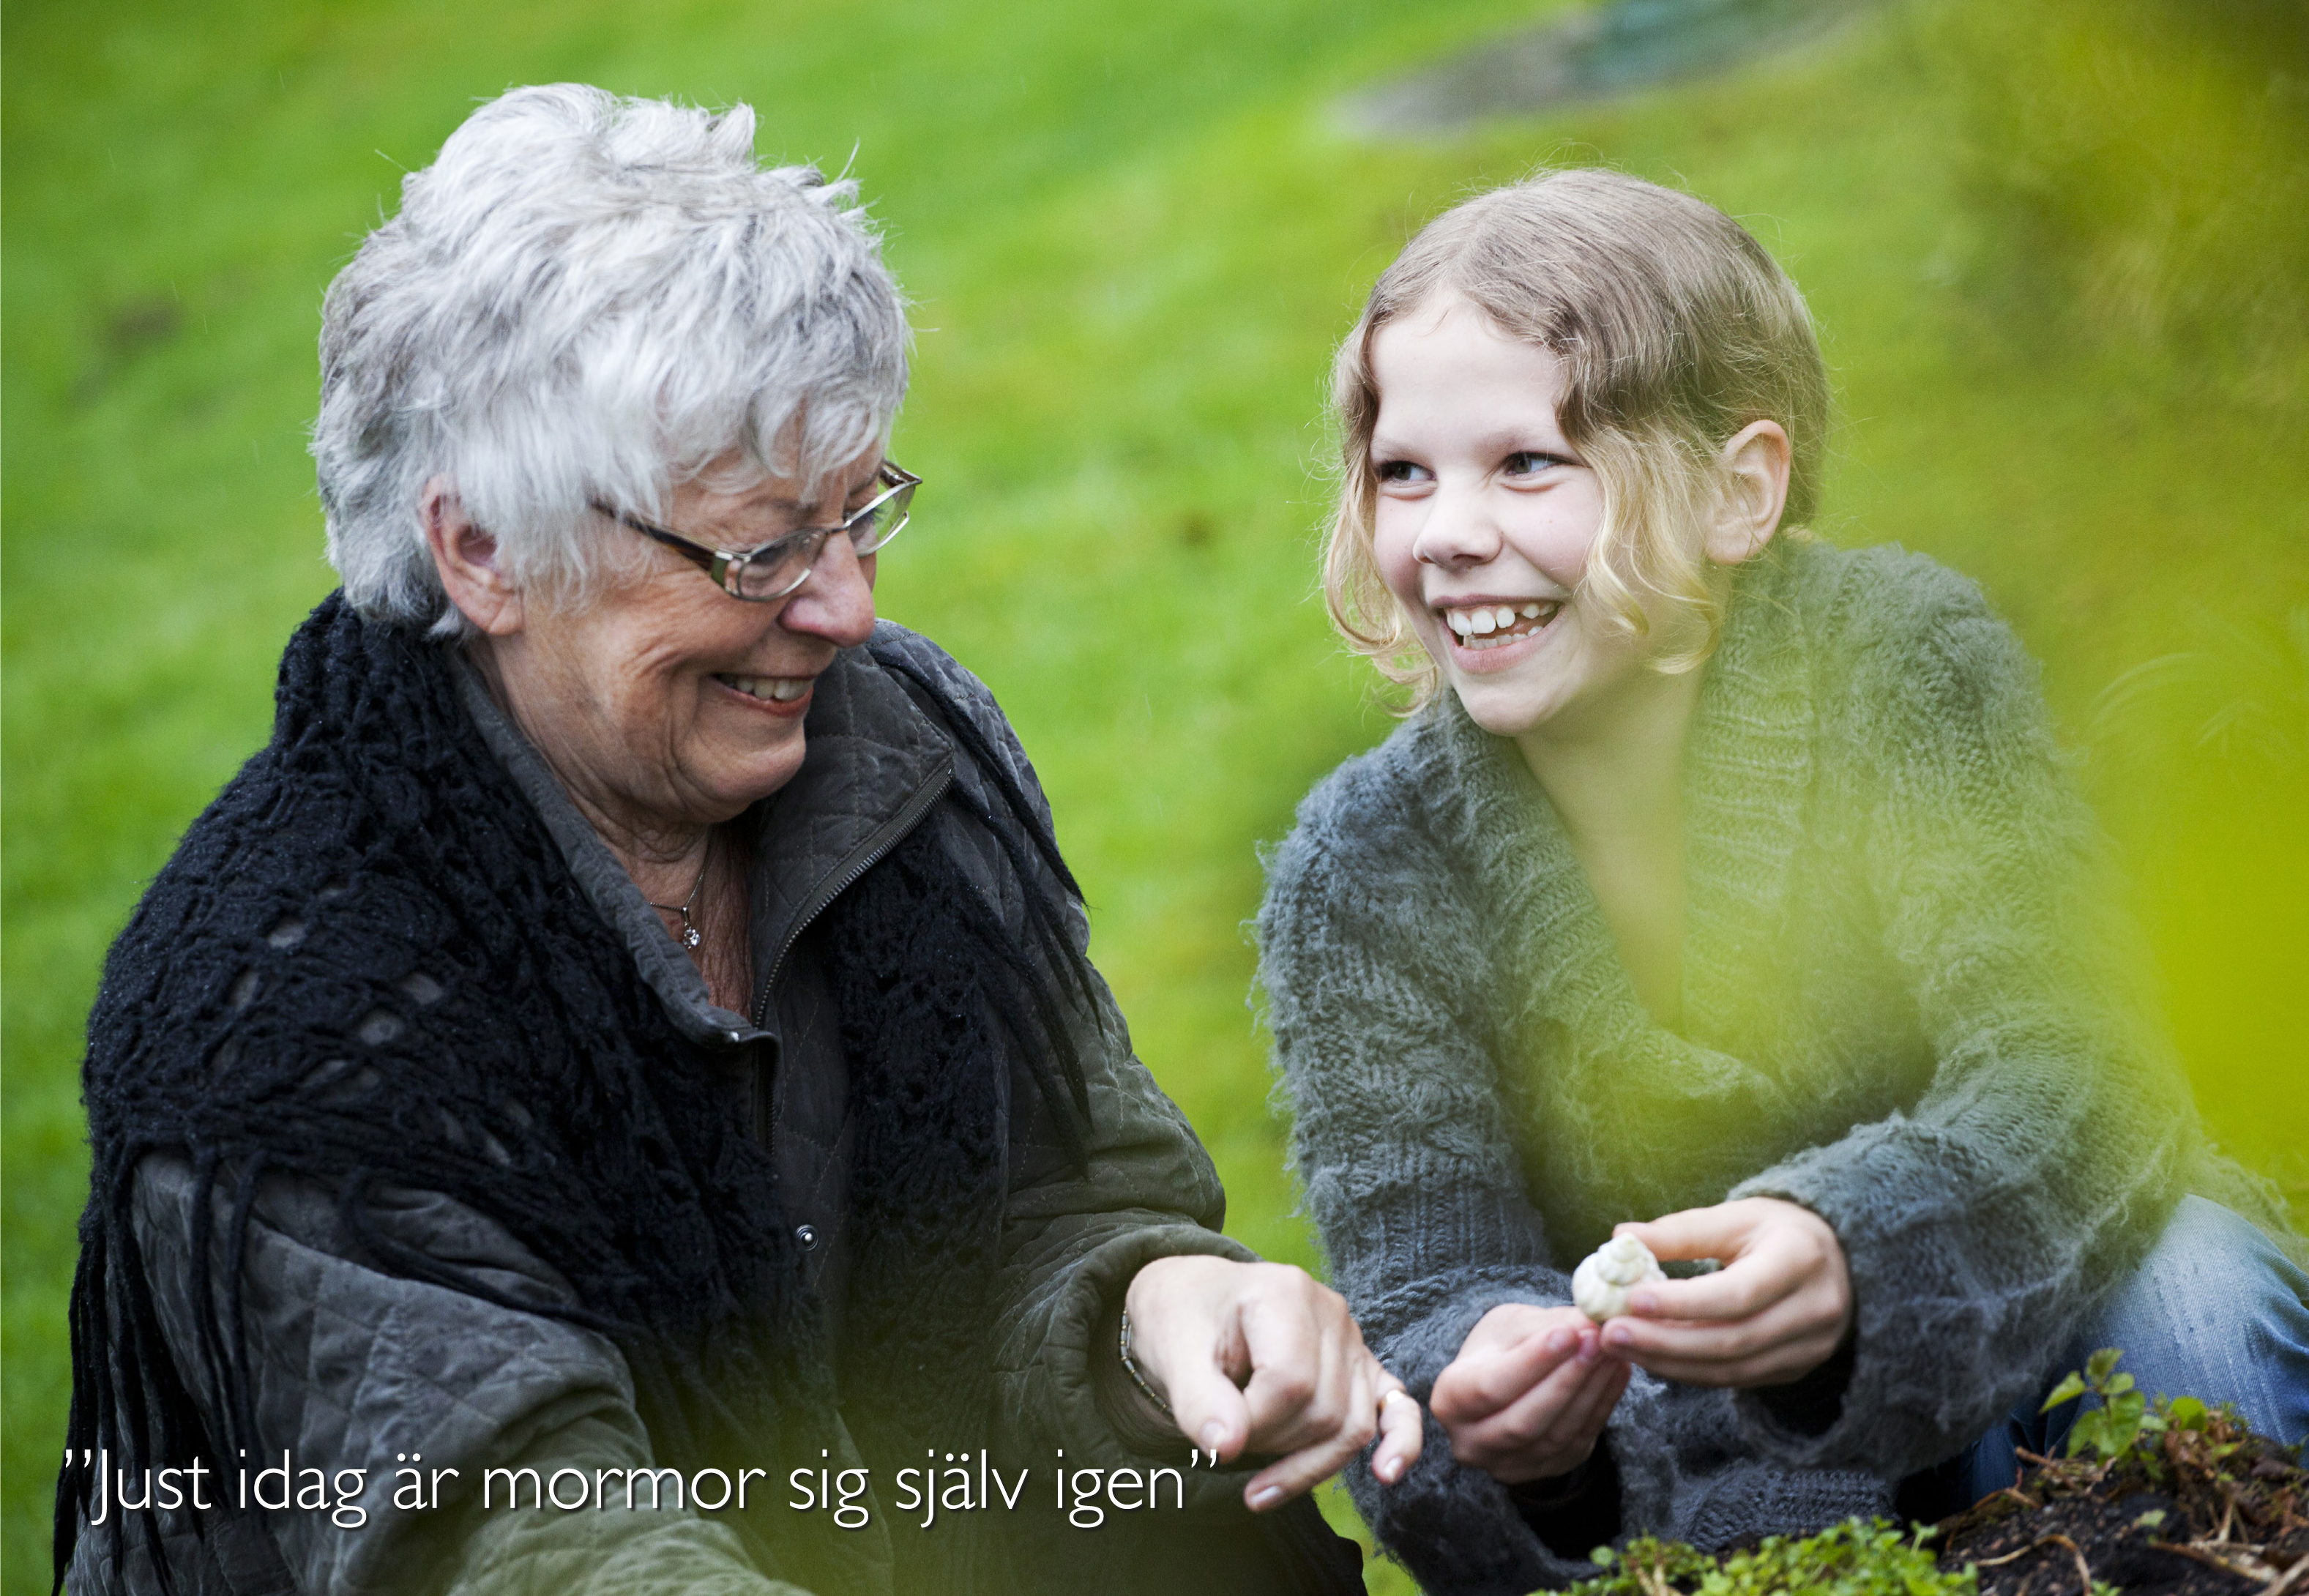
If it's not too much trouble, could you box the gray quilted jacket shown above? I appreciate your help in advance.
[68,624,1276,1596]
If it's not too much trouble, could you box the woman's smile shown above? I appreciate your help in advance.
[709,671,816,712]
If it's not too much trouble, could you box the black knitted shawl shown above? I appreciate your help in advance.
[58,594,1095,1590]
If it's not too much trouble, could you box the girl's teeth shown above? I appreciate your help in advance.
[1441,600,1562,650]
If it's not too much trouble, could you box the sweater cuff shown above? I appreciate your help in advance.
[1749,1327,1856,1439]
[1506,1440,1623,1562]
[1728,1146,2027,1476]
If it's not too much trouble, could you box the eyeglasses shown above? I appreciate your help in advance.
[597,460,921,602]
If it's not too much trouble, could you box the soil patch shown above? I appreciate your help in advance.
[1934,1418,2306,1596]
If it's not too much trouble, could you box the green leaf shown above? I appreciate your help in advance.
[2133,1509,2168,1530]
[2086,1348,2124,1384]
[2166,1396,2208,1431]
[2043,1371,2088,1412]
[2070,1409,2118,1460]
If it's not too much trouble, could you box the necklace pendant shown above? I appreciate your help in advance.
[681,925,702,950]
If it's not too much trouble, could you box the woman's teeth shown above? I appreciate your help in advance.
[1442,601,1561,650]
[717,674,810,702]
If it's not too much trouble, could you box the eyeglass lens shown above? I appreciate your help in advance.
[725,478,916,600]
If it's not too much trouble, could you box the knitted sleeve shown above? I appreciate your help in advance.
[1728,569,2195,1477]
[1258,792,1618,1595]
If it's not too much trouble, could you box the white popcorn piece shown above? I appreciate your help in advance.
[1571,1234,1665,1322]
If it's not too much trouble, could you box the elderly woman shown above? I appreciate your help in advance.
[58,86,1419,1595]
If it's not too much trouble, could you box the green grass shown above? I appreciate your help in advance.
[5,2,2305,1591]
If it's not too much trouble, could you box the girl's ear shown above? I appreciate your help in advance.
[421,475,526,637]
[1705,421,1791,567]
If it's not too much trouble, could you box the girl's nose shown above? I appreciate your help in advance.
[1411,487,1503,569]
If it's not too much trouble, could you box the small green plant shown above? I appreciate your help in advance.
[2039,1348,2245,1482]
[1567,1518,1976,1596]
[2040,1347,2155,1464]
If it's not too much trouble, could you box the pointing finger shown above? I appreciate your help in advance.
[1164,1358,1256,1466]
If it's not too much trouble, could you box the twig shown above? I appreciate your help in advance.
[2149,1540,2280,1584]
[1970,1532,2095,1593]
[2041,1532,2095,1595]
[2263,1556,2309,1596]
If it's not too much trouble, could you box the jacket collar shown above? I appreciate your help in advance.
[454,622,953,1049]
[745,622,955,1024]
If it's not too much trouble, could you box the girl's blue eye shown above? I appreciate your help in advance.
[1504,451,1565,475]
[1376,459,1430,483]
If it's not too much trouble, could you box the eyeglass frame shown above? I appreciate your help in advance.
[594,459,921,603]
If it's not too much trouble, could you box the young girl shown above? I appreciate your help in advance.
[1256,170,2309,1595]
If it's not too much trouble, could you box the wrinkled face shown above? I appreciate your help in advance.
[1368,294,1655,742]
[501,447,884,831]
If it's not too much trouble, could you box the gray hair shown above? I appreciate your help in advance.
[313,83,910,631]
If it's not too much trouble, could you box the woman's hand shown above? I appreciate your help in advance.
[1430,1304,1631,1483]
[1124,1256,1423,1511]
[1598,1198,1851,1387]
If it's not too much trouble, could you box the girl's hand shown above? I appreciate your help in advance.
[1599,1198,1851,1387]
[1124,1256,1424,1511]
[1430,1304,1632,1483]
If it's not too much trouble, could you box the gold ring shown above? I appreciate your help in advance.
[1380,1389,1418,1411]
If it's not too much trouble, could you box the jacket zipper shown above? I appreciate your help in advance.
[751,760,954,1032]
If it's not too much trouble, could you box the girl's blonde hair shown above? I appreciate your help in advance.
[1323,169,1830,708]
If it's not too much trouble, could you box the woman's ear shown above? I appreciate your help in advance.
[420,477,525,636]
[1704,421,1792,567]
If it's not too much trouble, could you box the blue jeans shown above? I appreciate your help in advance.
[1951,1196,2309,1505]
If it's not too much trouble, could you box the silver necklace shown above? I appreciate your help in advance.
[647,836,712,950]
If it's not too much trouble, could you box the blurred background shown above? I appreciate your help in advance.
[4,0,2305,1587]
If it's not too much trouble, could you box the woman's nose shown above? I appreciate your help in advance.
[1411,486,1502,569]
[780,536,877,648]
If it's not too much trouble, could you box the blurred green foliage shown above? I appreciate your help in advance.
[1571,1518,1974,1596]
[4,1,2305,1590]
[1935,0,2309,380]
